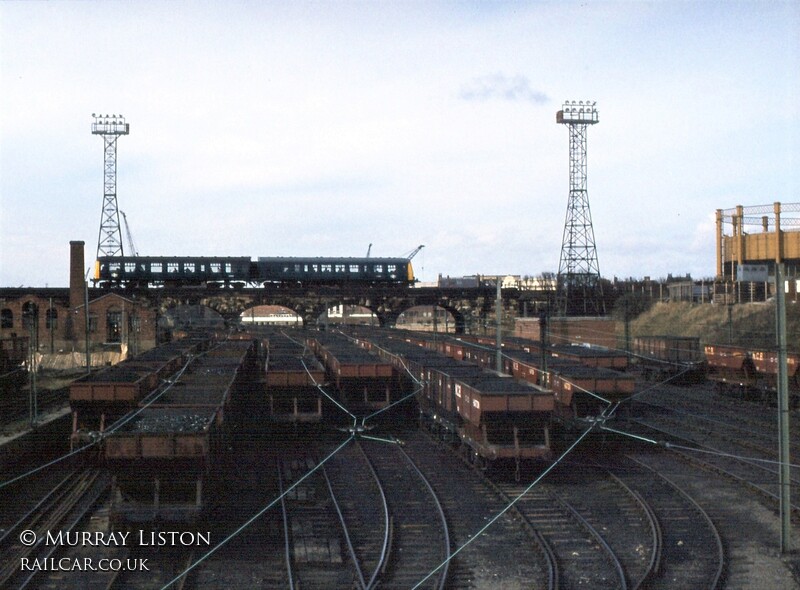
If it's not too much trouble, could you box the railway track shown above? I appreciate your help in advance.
[631,400,800,492]
[0,387,69,430]
[0,468,109,589]
[280,452,360,589]
[636,381,800,448]
[164,422,293,590]
[493,476,626,589]
[547,458,658,588]
[629,450,800,590]
[631,383,800,479]
[322,441,389,588]
[599,452,725,589]
[356,436,449,589]
[109,548,193,590]
[617,413,800,512]
[403,429,552,590]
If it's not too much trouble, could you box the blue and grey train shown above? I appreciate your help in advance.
[94,256,416,287]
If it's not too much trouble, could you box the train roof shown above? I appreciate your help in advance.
[97,255,252,262]
[257,256,409,264]
[97,255,411,263]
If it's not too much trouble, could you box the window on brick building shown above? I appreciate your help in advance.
[1,309,12,329]
[88,314,98,333]
[46,308,58,330]
[107,309,122,343]
[22,302,38,331]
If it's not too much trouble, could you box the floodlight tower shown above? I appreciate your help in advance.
[555,100,605,316]
[92,114,129,259]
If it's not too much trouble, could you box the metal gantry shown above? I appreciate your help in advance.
[556,100,605,316]
[92,114,129,259]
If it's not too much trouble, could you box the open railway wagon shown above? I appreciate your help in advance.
[631,335,707,384]
[356,331,554,468]
[456,334,631,371]
[307,332,399,413]
[549,343,629,370]
[421,333,636,424]
[499,348,636,423]
[255,330,327,423]
[705,343,800,405]
[68,335,213,451]
[104,339,256,524]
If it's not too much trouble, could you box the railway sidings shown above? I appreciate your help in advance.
[2,327,800,588]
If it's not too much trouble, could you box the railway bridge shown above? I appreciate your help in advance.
[0,241,546,357]
[150,283,534,331]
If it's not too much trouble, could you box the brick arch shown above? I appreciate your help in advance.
[316,303,379,327]
[239,304,303,327]
[160,303,226,332]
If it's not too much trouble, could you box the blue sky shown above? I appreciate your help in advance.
[1,1,798,287]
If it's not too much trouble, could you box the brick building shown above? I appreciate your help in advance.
[0,241,156,359]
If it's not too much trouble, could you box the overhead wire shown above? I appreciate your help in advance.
[0,336,229,490]
[599,424,800,469]
[159,434,355,590]
[410,424,597,590]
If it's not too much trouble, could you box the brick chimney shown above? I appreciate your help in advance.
[69,240,86,311]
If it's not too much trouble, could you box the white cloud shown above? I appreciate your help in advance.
[460,74,549,105]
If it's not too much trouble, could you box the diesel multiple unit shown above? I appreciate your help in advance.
[95,256,416,287]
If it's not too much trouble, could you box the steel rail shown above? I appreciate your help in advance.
[352,440,391,590]
[418,428,558,590]
[0,468,79,546]
[394,443,451,590]
[548,489,628,590]
[277,460,295,590]
[627,454,725,589]
[321,464,368,590]
[600,466,663,589]
[625,417,800,511]
[8,470,106,590]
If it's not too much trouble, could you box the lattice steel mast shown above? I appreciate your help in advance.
[92,114,129,259]
[556,100,605,316]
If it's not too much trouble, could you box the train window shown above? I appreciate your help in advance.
[322,264,332,272]
[312,264,319,272]
[109,262,121,276]
[388,264,396,273]
[1,309,12,329]
[225,263,232,273]
[167,262,179,274]
[125,262,136,273]
[185,263,196,273]
[304,265,309,273]
[335,264,345,273]
[294,264,301,272]
[150,262,163,273]
[210,263,222,273]
[349,264,359,273]
[375,264,383,273]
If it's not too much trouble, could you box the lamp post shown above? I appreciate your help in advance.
[556,100,604,316]
[91,113,129,260]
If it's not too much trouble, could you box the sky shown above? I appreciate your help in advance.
[1,1,798,287]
